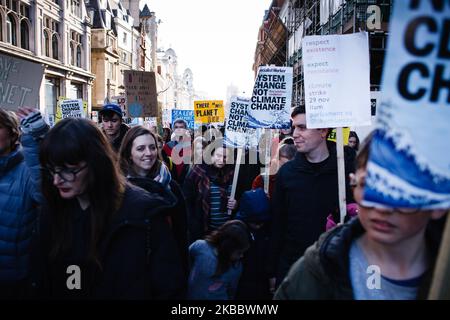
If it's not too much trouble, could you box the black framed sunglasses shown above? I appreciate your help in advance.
[44,164,88,182]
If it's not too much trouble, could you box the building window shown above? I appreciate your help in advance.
[68,82,83,99]
[71,0,81,18]
[6,14,17,45]
[20,20,29,49]
[20,4,30,18]
[70,42,74,64]
[52,34,58,59]
[45,77,60,116]
[70,31,82,67]
[122,32,127,44]
[76,46,81,67]
[44,32,51,56]
[43,16,60,60]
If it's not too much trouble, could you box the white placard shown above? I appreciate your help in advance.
[302,32,371,128]
[247,66,293,129]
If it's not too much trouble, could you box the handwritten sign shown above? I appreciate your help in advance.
[0,53,44,111]
[124,70,157,117]
[194,100,225,124]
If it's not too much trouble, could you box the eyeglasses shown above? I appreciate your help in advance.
[45,164,88,182]
[350,175,421,214]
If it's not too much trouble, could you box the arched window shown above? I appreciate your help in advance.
[0,15,3,42]
[76,45,81,67]
[52,34,58,59]
[43,31,50,56]
[7,14,17,45]
[70,42,74,65]
[20,20,29,50]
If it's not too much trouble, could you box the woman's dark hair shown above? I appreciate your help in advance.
[39,118,126,266]
[349,131,360,151]
[0,108,20,149]
[278,143,296,160]
[205,220,250,276]
[162,127,172,143]
[119,125,162,178]
[355,131,374,170]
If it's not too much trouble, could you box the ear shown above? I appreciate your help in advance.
[319,128,329,139]
[430,209,447,220]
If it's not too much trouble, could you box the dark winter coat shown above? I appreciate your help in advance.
[127,176,189,278]
[108,123,129,153]
[31,184,185,299]
[0,134,43,286]
[235,224,272,300]
[274,217,444,300]
[268,142,354,284]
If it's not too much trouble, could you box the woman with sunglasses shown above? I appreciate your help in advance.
[274,133,447,300]
[18,108,184,299]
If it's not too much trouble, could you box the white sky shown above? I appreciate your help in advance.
[142,0,273,101]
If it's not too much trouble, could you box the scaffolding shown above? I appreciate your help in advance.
[286,0,392,107]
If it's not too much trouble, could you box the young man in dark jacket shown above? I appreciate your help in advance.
[268,105,354,288]
[99,104,129,152]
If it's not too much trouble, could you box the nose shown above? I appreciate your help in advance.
[53,173,63,186]
[144,147,152,156]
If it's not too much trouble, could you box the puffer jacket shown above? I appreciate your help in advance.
[0,133,43,284]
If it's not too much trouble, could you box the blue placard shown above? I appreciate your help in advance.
[171,109,195,129]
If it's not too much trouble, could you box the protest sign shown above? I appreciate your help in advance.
[172,109,195,129]
[327,127,350,145]
[0,53,44,111]
[364,1,450,210]
[124,70,157,117]
[162,109,172,128]
[224,96,258,149]
[55,97,87,123]
[112,95,127,116]
[247,66,293,129]
[194,100,225,124]
[302,32,371,128]
[59,99,84,119]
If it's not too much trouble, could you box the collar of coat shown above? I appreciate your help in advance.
[291,141,337,174]
[302,216,444,299]
[0,146,24,177]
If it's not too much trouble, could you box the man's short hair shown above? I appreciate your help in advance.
[101,110,122,122]
[0,108,20,147]
[173,119,188,128]
[291,104,306,118]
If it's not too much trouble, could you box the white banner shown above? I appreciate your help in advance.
[248,66,293,129]
[303,32,371,128]
[224,96,258,149]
